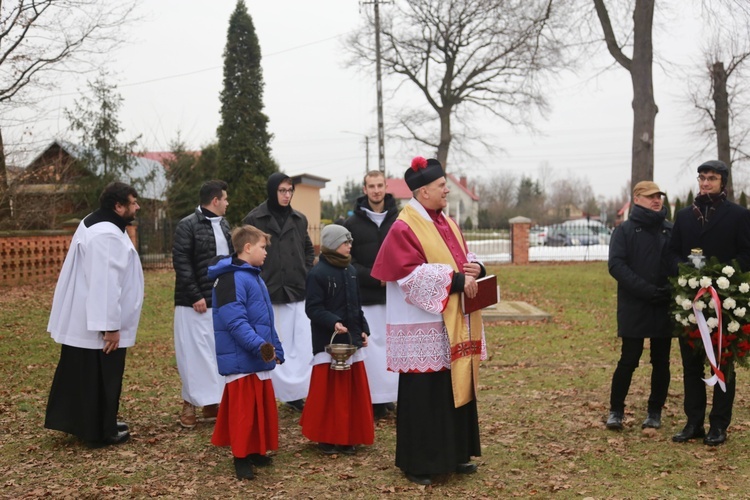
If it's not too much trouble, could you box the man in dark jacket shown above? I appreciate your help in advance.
[606,181,673,431]
[243,173,315,411]
[173,180,233,428]
[344,170,399,419]
[669,160,750,446]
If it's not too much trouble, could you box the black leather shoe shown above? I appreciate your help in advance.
[405,473,432,485]
[385,402,396,412]
[233,456,254,480]
[337,445,356,455]
[248,453,273,466]
[373,403,387,420]
[284,399,305,412]
[103,429,130,446]
[606,411,624,430]
[704,427,727,446]
[672,424,705,443]
[318,442,337,455]
[116,421,129,432]
[456,462,478,474]
[642,412,661,429]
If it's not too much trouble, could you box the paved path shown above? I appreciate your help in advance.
[481,301,551,322]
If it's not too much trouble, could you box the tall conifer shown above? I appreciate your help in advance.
[217,1,277,223]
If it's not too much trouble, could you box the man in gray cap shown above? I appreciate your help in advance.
[371,157,485,485]
[606,180,673,431]
[668,160,750,446]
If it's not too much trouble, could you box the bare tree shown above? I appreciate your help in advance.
[592,0,657,192]
[685,2,750,200]
[347,0,568,171]
[0,0,137,222]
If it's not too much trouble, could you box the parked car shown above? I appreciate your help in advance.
[546,220,611,246]
[529,225,548,246]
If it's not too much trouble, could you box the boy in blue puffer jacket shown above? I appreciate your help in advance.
[208,225,285,481]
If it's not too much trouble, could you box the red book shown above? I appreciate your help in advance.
[461,275,499,314]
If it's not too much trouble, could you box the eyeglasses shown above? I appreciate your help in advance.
[278,188,295,195]
[697,175,721,183]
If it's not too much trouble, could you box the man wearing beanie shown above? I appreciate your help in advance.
[371,157,486,485]
[301,224,374,454]
[606,181,673,432]
[668,160,750,446]
[243,173,315,412]
[344,170,400,420]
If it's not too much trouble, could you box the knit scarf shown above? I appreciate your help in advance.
[692,191,727,225]
[320,249,351,268]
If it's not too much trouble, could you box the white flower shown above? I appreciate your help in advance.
[728,321,741,333]
[735,307,747,318]
[688,314,697,324]
[741,283,750,294]
[700,276,713,288]
[682,300,693,311]
[675,295,685,305]
[688,278,700,289]
[678,277,688,287]
[675,313,683,322]
[707,317,719,329]
[694,301,706,311]
[717,277,731,290]
[709,300,717,310]
[723,297,737,310]
[681,318,690,326]
[723,266,736,277]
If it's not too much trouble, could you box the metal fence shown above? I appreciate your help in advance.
[137,221,611,270]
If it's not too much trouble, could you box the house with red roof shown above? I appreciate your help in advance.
[386,173,479,227]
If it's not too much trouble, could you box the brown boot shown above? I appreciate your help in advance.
[202,404,219,421]
[180,401,196,429]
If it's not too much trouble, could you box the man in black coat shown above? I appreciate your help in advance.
[173,180,233,428]
[606,181,673,431]
[243,173,315,412]
[344,170,400,419]
[669,160,750,446]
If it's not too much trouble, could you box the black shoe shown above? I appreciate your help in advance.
[318,442,338,455]
[456,462,478,474]
[284,399,305,412]
[248,453,273,466]
[606,411,624,430]
[704,427,727,446]
[642,412,661,429]
[373,403,387,420]
[385,402,396,412]
[405,472,432,485]
[103,429,130,446]
[337,445,356,455]
[672,424,706,443]
[233,456,254,480]
[116,421,129,432]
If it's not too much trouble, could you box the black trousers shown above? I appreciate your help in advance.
[609,337,672,414]
[45,344,127,443]
[395,370,481,476]
[678,336,736,429]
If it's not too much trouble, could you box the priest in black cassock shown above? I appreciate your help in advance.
[45,182,144,447]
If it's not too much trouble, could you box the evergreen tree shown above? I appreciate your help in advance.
[673,196,683,215]
[686,190,695,206]
[217,1,277,223]
[739,192,747,208]
[66,72,140,213]
[164,137,216,220]
[663,192,672,220]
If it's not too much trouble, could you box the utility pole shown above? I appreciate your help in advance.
[361,0,388,177]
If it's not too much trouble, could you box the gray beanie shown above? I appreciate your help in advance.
[321,224,352,250]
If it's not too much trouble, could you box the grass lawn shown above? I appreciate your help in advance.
[1,262,749,498]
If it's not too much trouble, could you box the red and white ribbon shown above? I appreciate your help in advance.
[692,286,727,392]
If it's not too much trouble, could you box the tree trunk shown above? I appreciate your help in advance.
[437,110,451,171]
[712,61,733,200]
[0,127,11,222]
[629,0,657,191]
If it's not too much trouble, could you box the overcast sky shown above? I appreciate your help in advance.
[3,0,735,205]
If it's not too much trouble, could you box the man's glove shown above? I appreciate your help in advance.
[649,286,671,305]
